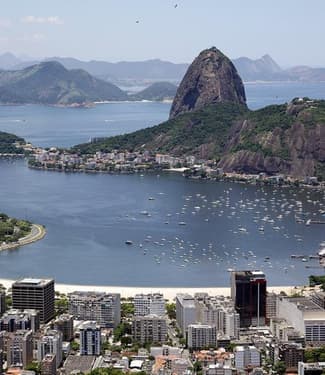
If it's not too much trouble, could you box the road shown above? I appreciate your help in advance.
[0,224,46,251]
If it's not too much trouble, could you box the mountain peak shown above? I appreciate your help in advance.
[169,47,246,119]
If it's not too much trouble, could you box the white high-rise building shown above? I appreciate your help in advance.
[195,294,240,339]
[176,294,196,335]
[132,315,167,344]
[235,346,260,369]
[37,329,63,369]
[187,324,217,349]
[134,293,165,317]
[68,292,120,328]
[79,321,101,356]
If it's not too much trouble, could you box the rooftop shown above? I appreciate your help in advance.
[14,278,54,286]
[286,297,323,311]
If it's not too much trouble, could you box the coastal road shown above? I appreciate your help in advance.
[0,224,46,251]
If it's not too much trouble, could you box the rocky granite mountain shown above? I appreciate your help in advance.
[73,47,325,179]
[129,82,177,101]
[0,61,127,105]
[169,47,246,119]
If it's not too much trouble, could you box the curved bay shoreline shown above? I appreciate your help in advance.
[0,224,46,252]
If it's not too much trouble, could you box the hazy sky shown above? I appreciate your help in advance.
[0,0,324,67]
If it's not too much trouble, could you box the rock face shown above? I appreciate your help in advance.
[169,47,246,119]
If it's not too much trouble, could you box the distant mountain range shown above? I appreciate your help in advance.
[1,52,325,83]
[129,82,177,101]
[0,61,127,105]
[0,61,178,105]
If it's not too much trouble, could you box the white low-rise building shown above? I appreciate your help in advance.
[278,296,325,345]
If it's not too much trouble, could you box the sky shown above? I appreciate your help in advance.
[0,0,324,67]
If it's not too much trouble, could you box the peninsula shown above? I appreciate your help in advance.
[0,212,46,251]
[27,47,325,182]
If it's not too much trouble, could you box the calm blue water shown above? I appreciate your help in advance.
[0,82,324,148]
[0,82,324,287]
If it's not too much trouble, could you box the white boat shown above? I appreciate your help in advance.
[125,240,133,245]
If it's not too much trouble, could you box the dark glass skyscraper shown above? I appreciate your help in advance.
[231,270,266,328]
[12,278,55,324]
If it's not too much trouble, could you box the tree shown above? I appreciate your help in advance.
[26,362,41,375]
[113,322,131,342]
[71,340,80,351]
[55,295,69,315]
[121,302,135,318]
[166,303,176,320]
[193,361,202,375]
[273,361,286,375]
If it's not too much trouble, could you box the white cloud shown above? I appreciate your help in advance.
[0,18,12,28]
[21,16,64,25]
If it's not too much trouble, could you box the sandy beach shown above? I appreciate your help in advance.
[0,278,304,301]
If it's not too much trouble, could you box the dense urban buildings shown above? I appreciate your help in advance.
[0,309,40,332]
[68,291,120,328]
[41,354,57,375]
[37,329,63,369]
[53,314,74,342]
[0,273,325,374]
[6,329,33,368]
[231,270,267,327]
[12,278,55,323]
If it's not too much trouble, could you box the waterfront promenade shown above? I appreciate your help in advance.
[0,224,46,251]
[0,278,303,300]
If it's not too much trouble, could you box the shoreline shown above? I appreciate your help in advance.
[0,278,304,300]
[0,224,46,252]
[27,164,325,191]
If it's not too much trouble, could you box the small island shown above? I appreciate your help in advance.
[0,212,46,251]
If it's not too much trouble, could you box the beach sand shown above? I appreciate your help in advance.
[0,278,305,300]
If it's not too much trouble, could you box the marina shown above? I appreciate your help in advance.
[0,158,324,287]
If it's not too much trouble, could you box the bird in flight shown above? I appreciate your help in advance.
[174,4,178,8]
[136,20,139,23]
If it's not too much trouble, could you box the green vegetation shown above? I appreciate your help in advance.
[0,61,127,105]
[231,104,294,159]
[55,293,69,315]
[166,302,176,320]
[71,98,325,177]
[0,212,32,244]
[309,275,325,287]
[72,102,248,157]
[113,322,132,342]
[129,82,177,101]
[70,340,80,351]
[272,361,286,375]
[121,301,135,318]
[0,131,25,154]
[305,347,325,363]
[26,362,41,375]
